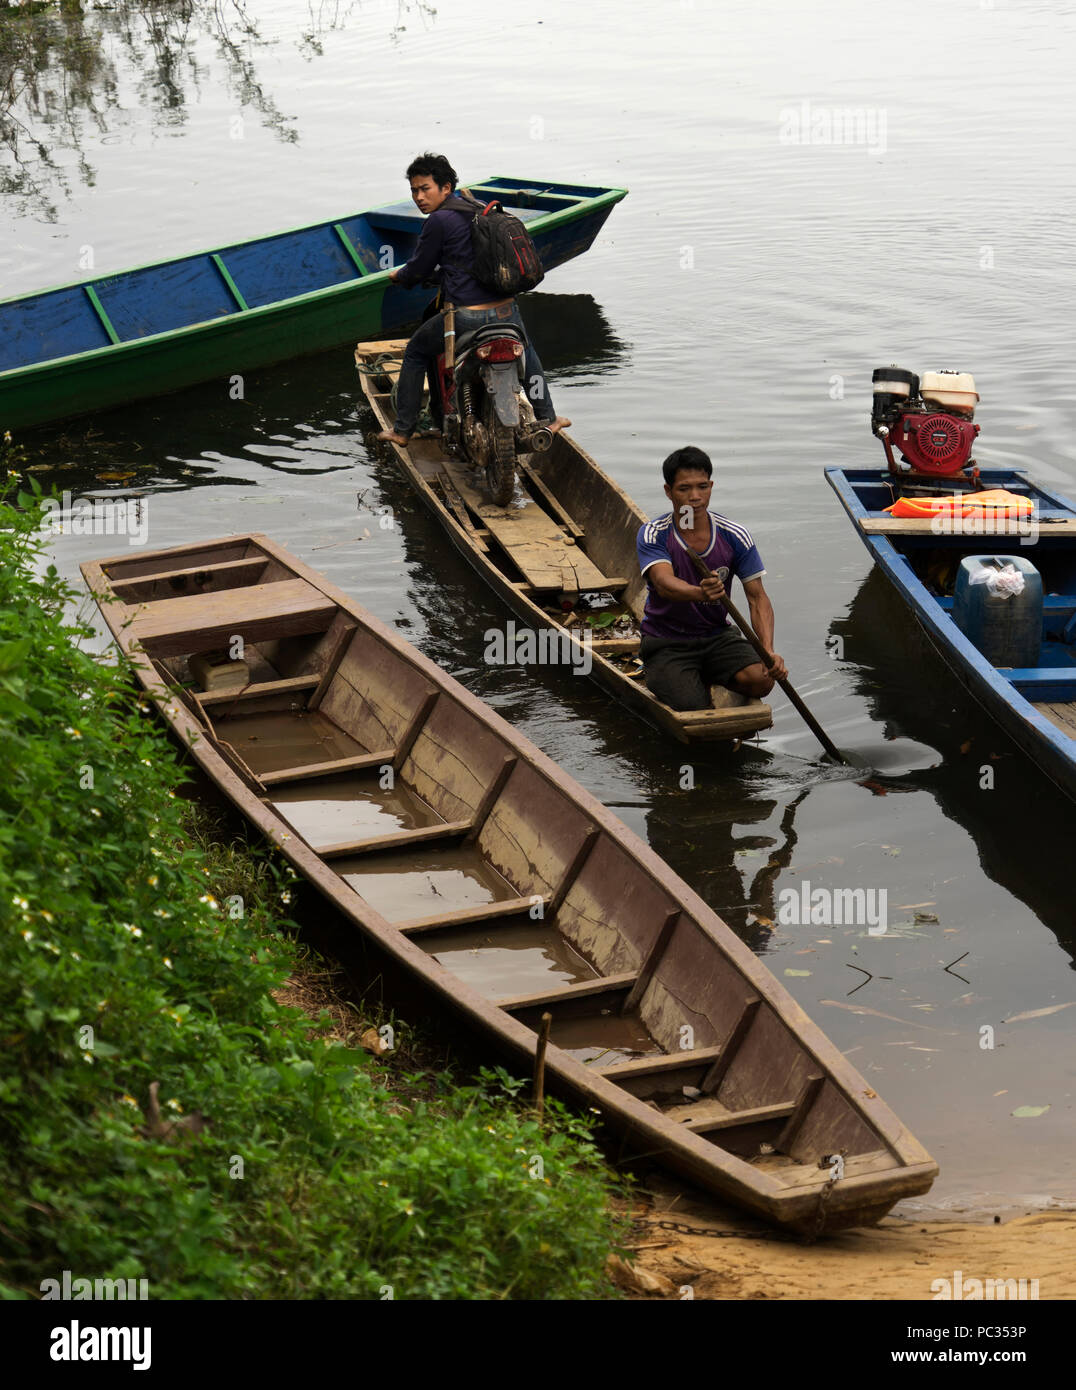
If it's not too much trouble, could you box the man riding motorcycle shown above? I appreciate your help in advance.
[376,152,570,447]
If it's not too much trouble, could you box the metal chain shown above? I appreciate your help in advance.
[803,1172,837,1245]
[630,1216,796,1244]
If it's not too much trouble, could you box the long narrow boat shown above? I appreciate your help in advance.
[1,177,625,431]
[81,534,937,1233]
[356,340,772,743]
[827,465,1076,802]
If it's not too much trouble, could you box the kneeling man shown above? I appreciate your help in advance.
[636,446,787,710]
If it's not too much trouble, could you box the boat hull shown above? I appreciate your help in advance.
[80,533,936,1233]
[1,179,625,430]
[826,465,1076,802]
[356,340,773,744]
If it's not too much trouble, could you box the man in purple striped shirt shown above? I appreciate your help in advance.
[635,446,787,711]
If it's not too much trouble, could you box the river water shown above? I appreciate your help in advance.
[3,0,1074,1218]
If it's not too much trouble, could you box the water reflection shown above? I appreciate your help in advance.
[0,0,382,219]
[836,569,1076,960]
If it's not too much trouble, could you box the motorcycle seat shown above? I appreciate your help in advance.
[454,322,527,356]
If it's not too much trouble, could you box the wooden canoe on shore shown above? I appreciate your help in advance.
[81,534,937,1233]
[355,340,772,743]
[1,178,625,431]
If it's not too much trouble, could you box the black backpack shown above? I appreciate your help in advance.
[461,191,545,296]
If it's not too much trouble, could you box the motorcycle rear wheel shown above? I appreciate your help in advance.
[485,417,516,507]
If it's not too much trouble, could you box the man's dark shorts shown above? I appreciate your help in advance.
[640,628,759,711]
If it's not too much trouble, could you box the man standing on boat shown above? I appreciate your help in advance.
[376,152,570,446]
[636,447,787,710]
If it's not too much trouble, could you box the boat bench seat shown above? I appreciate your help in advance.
[128,579,336,657]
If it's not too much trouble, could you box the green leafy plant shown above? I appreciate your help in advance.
[0,464,625,1299]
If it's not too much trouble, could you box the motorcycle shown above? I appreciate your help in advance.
[432,305,552,506]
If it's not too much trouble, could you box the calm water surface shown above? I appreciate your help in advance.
[4,0,1075,1216]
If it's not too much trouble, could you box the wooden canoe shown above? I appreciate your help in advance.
[827,465,1076,803]
[355,340,773,743]
[81,534,937,1233]
[0,177,625,431]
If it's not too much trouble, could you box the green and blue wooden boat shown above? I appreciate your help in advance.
[0,177,626,431]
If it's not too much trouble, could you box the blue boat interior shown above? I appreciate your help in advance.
[0,179,608,374]
[838,468,1076,710]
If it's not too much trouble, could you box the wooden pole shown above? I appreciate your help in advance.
[533,1011,553,1121]
[682,547,847,764]
[443,302,456,375]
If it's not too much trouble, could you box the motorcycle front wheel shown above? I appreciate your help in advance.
[485,416,516,507]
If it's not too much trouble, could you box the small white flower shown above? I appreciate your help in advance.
[70,951,81,961]
[65,727,82,740]
[82,1051,94,1064]
[163,957,173,970]
[21,929,33,943]
[152,909,171,919]
[89,807,101,818]
[166,1098,183,1113]
[11,896,29,910]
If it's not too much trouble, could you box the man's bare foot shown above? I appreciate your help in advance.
[547,416,571,434]
[377,429,411,446]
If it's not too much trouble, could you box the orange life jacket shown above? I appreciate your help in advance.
[883,489,1034,520]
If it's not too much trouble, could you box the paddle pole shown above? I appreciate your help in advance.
[682,548,847,764]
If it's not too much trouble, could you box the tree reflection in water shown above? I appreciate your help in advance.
[0,0,432,219]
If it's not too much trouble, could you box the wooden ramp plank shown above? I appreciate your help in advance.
[129,579,335,657]
[357,339,613,592]
[443,458,610,592]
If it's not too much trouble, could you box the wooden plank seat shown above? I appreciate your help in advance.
[111,556,269,601]
[858,516,1076,536]
[128,579,336,658]
[671,1099,799,1135]
[497,971,637,1014]
[596,1047,724,1080]
[197,674,321,707]
[259,749,394,786]
[320,819,474,859]
[397,895,551,936]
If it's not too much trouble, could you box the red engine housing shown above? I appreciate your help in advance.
[890,409,980,475]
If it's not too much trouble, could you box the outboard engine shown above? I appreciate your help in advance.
[871,366,980,476]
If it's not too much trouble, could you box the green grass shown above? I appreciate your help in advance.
[0,450,626,1299]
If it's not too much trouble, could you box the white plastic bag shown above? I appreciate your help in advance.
[969,563,1025,598]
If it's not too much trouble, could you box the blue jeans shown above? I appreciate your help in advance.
[391,301,555,435]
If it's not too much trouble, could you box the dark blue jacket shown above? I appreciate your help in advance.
[394,194,494,305]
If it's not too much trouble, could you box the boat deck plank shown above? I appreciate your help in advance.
[441,459,610,592]
[1033,701,1076,738]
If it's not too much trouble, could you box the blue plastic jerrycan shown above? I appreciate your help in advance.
[951,555,1042,668]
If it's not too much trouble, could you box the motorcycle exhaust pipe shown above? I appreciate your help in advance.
[520,426,553,453]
